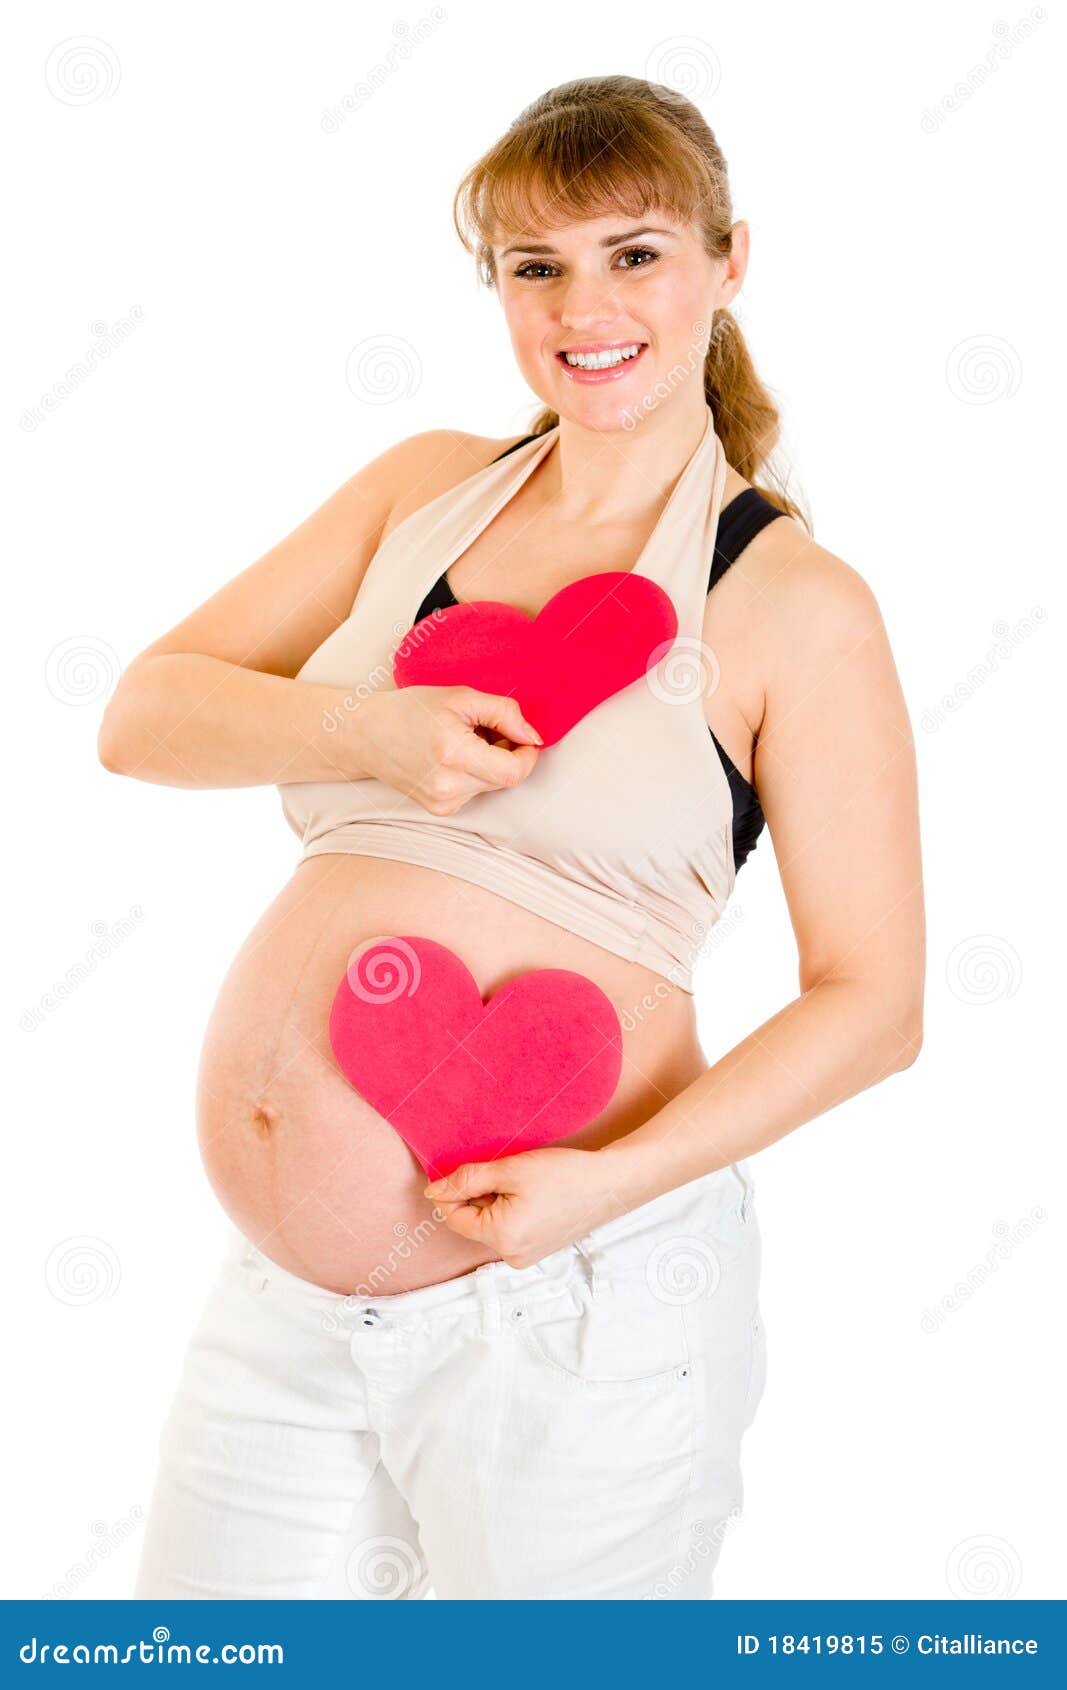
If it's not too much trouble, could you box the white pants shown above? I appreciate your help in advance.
[135,1163,767,1600]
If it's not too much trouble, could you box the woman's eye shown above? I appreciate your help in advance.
[511,246,660,282]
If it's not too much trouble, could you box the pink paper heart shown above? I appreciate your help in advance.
[328,936,623,1180]
[393,570,678,746]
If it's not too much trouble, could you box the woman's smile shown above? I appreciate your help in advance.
[554,340,650,383]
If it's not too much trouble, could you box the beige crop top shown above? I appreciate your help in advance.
[278,403,736,993]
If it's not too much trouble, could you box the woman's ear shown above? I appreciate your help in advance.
[719,220,750,308]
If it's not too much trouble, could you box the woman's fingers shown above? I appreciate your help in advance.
[457,735,539,791]
[441,691,541,791]
[457,689,543,748]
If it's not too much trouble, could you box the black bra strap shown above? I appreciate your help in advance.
[490,433,542,463]
[709,488,785,591]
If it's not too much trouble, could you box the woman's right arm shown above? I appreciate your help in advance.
[96,433,541,805]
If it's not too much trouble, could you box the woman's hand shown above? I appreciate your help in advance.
[348,685,542,814]
[423,1145,630,1269]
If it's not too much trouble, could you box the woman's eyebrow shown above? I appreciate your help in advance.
[498,225,678,259]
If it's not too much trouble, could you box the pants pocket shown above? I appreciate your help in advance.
[512,1275,693,1391]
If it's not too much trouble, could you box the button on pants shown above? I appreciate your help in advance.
[134,1163,767,1600]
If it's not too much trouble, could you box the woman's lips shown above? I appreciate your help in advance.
[555,344,649,384]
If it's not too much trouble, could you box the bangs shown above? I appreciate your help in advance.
[454,99,713,280]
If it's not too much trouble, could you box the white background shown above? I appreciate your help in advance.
[4,0,1062,1602]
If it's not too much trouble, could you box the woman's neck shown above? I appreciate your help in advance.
[543,398,712,527]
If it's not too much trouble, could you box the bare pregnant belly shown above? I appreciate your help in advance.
[196,852,708,1295]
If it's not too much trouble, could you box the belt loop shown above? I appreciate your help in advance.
[727,1162,752,1223]
[740,1168,756,1223]
[473,1261,502,1338]
[574,1234,613,1299]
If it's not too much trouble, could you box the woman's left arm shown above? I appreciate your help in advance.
[427,545,926,1265]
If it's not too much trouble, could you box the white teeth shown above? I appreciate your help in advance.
[562,343,643,369]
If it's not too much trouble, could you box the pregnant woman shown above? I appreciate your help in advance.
[100,76,924,1600]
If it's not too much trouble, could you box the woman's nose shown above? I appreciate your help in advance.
[559,275,623,332]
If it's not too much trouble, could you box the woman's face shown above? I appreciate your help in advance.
[492,206,747,429]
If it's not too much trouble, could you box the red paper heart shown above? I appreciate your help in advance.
[328,936,623,1180]
[392,570,678,746]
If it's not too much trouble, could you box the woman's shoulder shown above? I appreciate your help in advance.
[377,428,533,541]
[401,426,533,473]
[723,473,883,641]
[768,528,882,645]
[707,477,887,743]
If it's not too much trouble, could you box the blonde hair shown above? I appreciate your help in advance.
[453,74,809,528]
